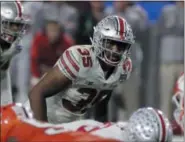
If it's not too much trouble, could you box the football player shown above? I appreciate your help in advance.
[172,72,184,133]
[1,1,30,106]
[1,104,173,142]
[28,15,135,123]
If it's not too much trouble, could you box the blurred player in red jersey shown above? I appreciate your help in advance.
[30,19,74,87]
[1,103,173,142]
[172,72,184,134]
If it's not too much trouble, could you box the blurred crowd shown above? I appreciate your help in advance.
[10,1,184,122]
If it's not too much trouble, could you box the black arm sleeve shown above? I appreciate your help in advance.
[94,93,112,122]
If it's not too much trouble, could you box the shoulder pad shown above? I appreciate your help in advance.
[56,45,93,80]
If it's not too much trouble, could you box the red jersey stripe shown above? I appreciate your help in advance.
[60,56,76,79]
[65,50,79,72]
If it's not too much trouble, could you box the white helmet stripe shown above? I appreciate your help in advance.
[115,16,120,35]
[114,17,119,35]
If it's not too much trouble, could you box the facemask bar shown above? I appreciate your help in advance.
[90,35,131,66]
[1,19,30,43]
[103,38,131,65]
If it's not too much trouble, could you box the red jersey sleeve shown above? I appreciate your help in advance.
[30,33,43,78]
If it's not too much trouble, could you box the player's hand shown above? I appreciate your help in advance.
[0,37,22,67]
[6,36,22,54]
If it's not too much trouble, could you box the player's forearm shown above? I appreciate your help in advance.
[28,80,58,121]
[94,93,112,122]
[0,43,21,68]
[29,90,48,122]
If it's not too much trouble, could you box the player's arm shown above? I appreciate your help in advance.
[29,48,81,122]
[94,92,112,122]
[0,38,22,70]
[29,66,71,122]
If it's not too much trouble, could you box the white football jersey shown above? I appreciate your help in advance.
[55,45,132,115]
